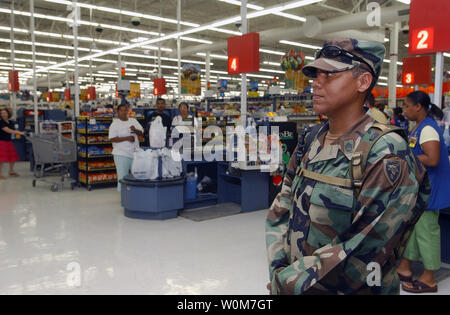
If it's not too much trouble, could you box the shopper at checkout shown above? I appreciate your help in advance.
[0,108,25,179]
[396,91,450,294]
[146,98,172,146]
[108,104,144,192]
[172,102,192,127]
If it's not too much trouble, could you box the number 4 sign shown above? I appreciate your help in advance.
[228,57,239,74]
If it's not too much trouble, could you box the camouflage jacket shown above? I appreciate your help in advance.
[266,115,429,295]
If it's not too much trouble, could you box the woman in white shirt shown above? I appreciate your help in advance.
[171,102,192,127]
[108,104,144,192]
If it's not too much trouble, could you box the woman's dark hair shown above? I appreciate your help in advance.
[0,107,12,119]
[406,90,444,121]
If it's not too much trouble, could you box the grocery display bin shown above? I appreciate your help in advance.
[120,175,185,220]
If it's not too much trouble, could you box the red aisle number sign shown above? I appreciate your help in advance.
[408,0,450,55]
[227,33,260,75]
[411,27,434,52]
[403,72,415,85]
[228,57,239,74]
[402,56,432,86]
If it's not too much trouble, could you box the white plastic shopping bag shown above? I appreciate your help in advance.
[131,149,151,179]
[168,152,182,177]
[149,116,167,148]
[147,149,160,180]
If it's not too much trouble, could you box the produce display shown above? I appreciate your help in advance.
[280,50,310,92]
[280,49,305,71]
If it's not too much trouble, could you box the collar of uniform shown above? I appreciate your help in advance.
[308,114,374,163]
[336,114,375,160]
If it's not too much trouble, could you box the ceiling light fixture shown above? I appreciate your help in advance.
[279,40,321,50]
[24,0,327,74]
[218,0,307,22]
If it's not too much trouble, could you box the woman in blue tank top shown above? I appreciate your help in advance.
[396,91,450,293]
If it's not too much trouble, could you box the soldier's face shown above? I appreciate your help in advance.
[312,69,369,116]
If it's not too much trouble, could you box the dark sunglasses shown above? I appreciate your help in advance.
[315,45,376,77]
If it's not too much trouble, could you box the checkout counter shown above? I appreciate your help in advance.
[120,159,271,220]
[119,120,295,220]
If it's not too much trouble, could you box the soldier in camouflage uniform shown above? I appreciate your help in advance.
[265,39,429,295]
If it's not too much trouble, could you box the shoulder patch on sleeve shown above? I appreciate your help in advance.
[383,159,402,186]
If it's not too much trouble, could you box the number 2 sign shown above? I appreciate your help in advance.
[408,0,450,55]
[411,27,434,52]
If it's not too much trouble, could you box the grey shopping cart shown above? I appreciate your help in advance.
[27,134,77,191]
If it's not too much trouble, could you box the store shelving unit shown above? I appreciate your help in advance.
[39,121,75,140]
[76,113,146,191]
[76,116,117,191]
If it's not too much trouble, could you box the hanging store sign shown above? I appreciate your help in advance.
[64,88,71,101]
[80,89,87,101]
[402,56,432,85]
[409,0,450,55]
[87,86,96,100]
[46,92,53,102]
[153,78,166,95]
[181,64,201,95]
[8,71,19,92]
[129,83,140,98]
[227,32,260,75]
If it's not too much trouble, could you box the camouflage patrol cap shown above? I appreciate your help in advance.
[302,38,386,79]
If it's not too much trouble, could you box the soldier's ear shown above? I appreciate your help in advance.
[356,72,373,94]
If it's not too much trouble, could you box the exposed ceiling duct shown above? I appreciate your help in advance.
[172,5,409,58]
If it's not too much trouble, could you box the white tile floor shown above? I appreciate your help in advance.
[0,162,449,295]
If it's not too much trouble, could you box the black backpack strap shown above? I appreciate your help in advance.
[295,123,324,165]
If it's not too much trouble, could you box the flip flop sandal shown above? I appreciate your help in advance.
[402,280,438,293]
[9,172,20,177]
[0,175,6,180]
[397,273,413,283]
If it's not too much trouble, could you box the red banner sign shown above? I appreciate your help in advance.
[409,0,450,55]
[87,86,96,100]
[64,88,71,101]
[8,70,19,91]
[402,56,432,85]
[227,32,260,75]
[153,78,166,95]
